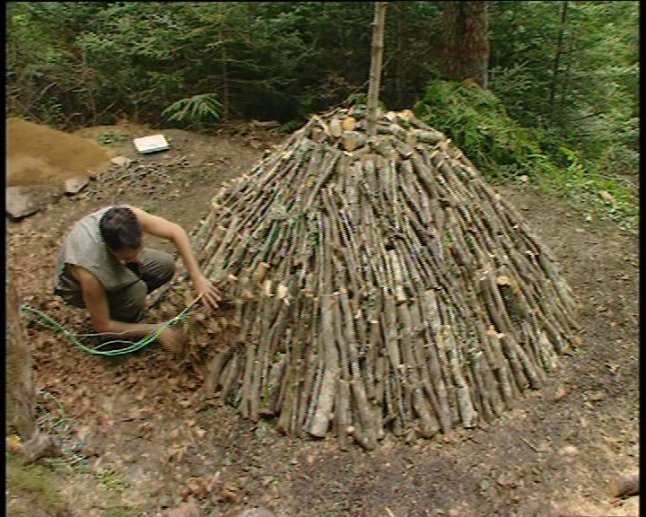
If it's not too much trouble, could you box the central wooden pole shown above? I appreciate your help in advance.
[366,2,387,138]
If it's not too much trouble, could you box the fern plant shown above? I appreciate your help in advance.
[161,93,222,126]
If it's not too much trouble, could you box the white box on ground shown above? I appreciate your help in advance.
[133,134,170,154]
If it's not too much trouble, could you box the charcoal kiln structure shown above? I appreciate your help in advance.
[194,106,580,449]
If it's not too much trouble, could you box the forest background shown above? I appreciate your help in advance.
[6,1,639,227]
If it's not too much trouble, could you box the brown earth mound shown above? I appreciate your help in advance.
[7,117,113,187]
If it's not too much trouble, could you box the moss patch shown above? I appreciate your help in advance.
[7,452,69,515]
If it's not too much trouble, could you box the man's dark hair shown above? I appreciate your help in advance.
[99,206,143,251]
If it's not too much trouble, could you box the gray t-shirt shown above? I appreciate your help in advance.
[54,206,140,293]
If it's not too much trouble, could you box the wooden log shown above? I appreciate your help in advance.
[7,276,36,440]
[469,351,496,422]
[387,250,408,303]
[219,354,241,405]
[20,432,62,464]
[414,129,445,144]
[306,150,343,209]
[342,116,357,131]
[342,131,367,152]
[308,294,339,438]
[329,118,343,138]
[295,303,319,434]
[335,377,351,447]
[471,320,507,416]
[418,290,453,432]
[248,296,280,420]
[485,327,519,405]
[397,302,440,438]
[204,347,236,395]
[263,353,287,415]
[443,324,478,428]
[276,302,307,433]
[303,353,325,436]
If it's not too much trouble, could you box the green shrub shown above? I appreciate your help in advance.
[161,93,222,128]
[413,80,547,181]
[413,80,638,229]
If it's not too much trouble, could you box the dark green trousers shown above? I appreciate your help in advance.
[56,248,175,323]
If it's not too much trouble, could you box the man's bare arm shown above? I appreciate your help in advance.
[127,205,220,309]
[71,265,162,337]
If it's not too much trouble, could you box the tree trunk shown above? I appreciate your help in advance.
[559,30,575,126]
[440,1,490,88]
[366,2,388,137]
[394,1,405,109]
[219,3,230,123]
[549,1,569,118]
[7,275,36,440]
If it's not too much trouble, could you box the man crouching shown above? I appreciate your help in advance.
[53,205,220,351]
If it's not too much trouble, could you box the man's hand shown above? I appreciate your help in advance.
[194,274,221,310]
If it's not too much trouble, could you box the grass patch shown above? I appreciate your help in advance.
[94,468,130,493]
[7,452,68,515]
[537,147,638,231]
[97,131,128,146]
[103,506,139,517]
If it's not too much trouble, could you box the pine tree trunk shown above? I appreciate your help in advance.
[219,3,230,123]
[560,30,575,124]
[440,1,490,88]
[221,43,229,123]
[549,1,569,118]
[366,2,388,137]
[7,275,36,439]
[394,1,405,109]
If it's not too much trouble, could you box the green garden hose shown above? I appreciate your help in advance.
[20,294,203,357]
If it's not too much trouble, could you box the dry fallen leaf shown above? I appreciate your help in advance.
[589,391,606,402]
[554,385,571,401]
[496,472,517,488]
[570,335,583,347]
[187,478,205,496]
[560,445,579,456]
[7,435,22,454]
[218,482,241,503]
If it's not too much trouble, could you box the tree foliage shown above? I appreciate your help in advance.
[6,0,639,208]
[414,80,548,180]
[488,1,639,160]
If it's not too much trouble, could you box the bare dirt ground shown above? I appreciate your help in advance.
[7,121,639,517]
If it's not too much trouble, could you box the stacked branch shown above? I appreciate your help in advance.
[195,106,580,449]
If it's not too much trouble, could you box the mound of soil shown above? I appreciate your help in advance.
[7,118,113,187]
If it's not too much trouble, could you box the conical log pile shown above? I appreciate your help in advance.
[194,107,580,449]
